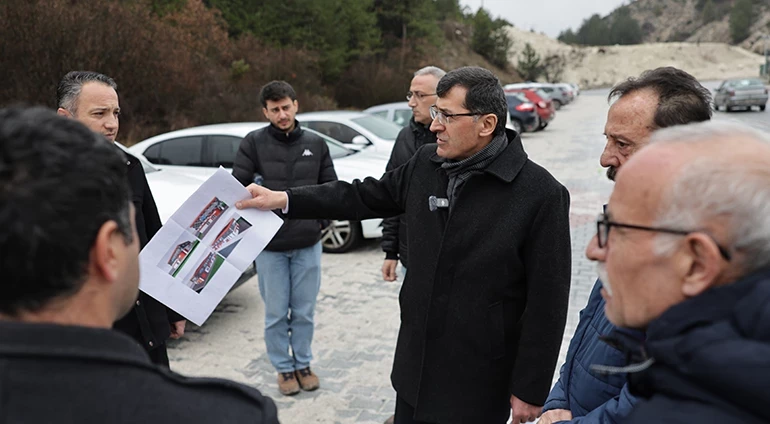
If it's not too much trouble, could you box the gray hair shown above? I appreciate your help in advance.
[56,71,118,115]
[414,66,446,79]
[650,121,770,274]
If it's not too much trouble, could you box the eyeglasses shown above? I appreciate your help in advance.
[429,105,490,126]
[596,212,732,261]
[406,91,436,101]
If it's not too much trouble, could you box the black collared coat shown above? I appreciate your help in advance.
[287,130,572,423]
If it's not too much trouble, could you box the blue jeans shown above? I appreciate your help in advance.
[255,242,322,373]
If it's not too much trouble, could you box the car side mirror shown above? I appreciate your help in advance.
[351,135,370,146]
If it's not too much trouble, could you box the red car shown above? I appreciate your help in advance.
[505,88,555,130]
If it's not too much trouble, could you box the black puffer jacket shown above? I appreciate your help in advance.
[380,118,436,267]
[622,267,770,424]
[232,121,337,251]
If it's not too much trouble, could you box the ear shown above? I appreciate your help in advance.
[262,107,269,120]
[293,99,299,111]
[478,113,498,138]
[90,221,122,285]
[57,108,72,118]
[680,233,723,297]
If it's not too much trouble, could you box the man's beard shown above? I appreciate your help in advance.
[597,263,613,297]
[606,166,617,181]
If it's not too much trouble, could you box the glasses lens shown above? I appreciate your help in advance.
[406,92,413,101]
[429,106,437,120]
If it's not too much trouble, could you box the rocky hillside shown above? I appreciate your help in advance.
[505,26,765,88]
[607,0,770,54]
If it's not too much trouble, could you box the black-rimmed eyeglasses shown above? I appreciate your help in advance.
[596,212,731,261]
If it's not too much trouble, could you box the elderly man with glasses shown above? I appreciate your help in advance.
[585,121,770,423]
[236,66,572,424]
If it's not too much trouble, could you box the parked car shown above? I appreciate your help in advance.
[504,93,540,133]
[128,123,389,253]
[504,82,571,110]
[713,78,768,112]
[296,111,400,154]
[363,102,412,127]
[506,88,555,130]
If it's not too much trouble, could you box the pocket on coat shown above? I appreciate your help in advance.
[488,301,506,360]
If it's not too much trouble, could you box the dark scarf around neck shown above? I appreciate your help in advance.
[441,131,508,202]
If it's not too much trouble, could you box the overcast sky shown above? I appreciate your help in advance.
[458,0,628,38]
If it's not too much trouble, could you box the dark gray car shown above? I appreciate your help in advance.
[713,78,768,112]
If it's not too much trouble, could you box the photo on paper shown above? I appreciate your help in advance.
[189,197,228,239]
[211,215,253,258]
[183,250,225,293]
[157,233,200,277]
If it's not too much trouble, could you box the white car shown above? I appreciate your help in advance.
[296,111,400,154]
[128,123,389,253]
[363,102,413,127]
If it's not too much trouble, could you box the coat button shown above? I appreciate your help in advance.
[149,341,154,347]
[136,300,141,306]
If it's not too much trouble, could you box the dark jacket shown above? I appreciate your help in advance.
[113,151,182,352]
[543,280,640,423]
[381,118,436,267]
[287,130,572,423]
[0,321,279,423]
[622,267,770,424]
[232,122,337,251]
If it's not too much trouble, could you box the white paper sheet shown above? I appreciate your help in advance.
[138,167,283,325]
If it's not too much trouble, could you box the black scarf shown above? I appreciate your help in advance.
[441,131,508,203]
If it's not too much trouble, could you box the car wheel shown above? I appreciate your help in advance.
[321,220,362,253]
[511,119,523,134]
[726,106,733,112]
[538,121,548,131]
[552,100,562,110]
[760,105,766,112]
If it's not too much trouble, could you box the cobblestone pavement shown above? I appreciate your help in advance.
[168,89,617,424]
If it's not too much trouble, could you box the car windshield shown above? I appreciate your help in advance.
[350,115,401,141]
[305,128,356,159]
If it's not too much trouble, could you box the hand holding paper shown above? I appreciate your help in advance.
[236,184,288,211]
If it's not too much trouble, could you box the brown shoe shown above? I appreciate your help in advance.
[383,415,395,424]
[277,371,300,396]
[295,367,320,391]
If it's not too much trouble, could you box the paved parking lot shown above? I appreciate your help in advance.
[168,85,767,423]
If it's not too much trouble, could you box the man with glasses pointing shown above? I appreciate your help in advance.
[237,66,572,424]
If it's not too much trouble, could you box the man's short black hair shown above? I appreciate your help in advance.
[609,67,712,128]
[436,66,508,137]
[0,107,133,316]
[258,80,297,108]
[57,71,118,114]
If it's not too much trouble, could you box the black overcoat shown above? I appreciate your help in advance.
[289,130,572,423]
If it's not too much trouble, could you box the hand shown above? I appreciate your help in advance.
[382,259,398,281]
[538,409,572,424]
[235,184,288,211]
[170,320,186,339]
[510,395,542,424]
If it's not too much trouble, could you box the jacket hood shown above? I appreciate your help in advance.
[636,267,770,421]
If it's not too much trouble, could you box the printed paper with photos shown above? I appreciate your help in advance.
[138,168,283,325]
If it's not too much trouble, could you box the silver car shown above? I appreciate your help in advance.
[713,78,768,112]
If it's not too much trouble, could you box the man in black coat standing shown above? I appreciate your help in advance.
[381,65,445,283]
[237,67,572,424]
[56,71,185,367]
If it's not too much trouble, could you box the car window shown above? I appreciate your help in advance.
[393,109,412,127]
[350,115,401,141]
[742,79,765,87]
[206,135,242,168]
[369,110,388,119]
[303,128,355,159]
[305,121,362,144]
[505,94,523,107]
[147,136,204,166]
[535,89,550,100]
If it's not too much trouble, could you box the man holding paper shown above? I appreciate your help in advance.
[237,67,572,424]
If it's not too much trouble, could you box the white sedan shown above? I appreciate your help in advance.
[296,111,400,154]
[128,123,389,253]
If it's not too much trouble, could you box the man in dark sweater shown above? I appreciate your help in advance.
[381,66,445,283]
[0,107,278,423]
[232,81,337,396]
[56,71,185,367]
